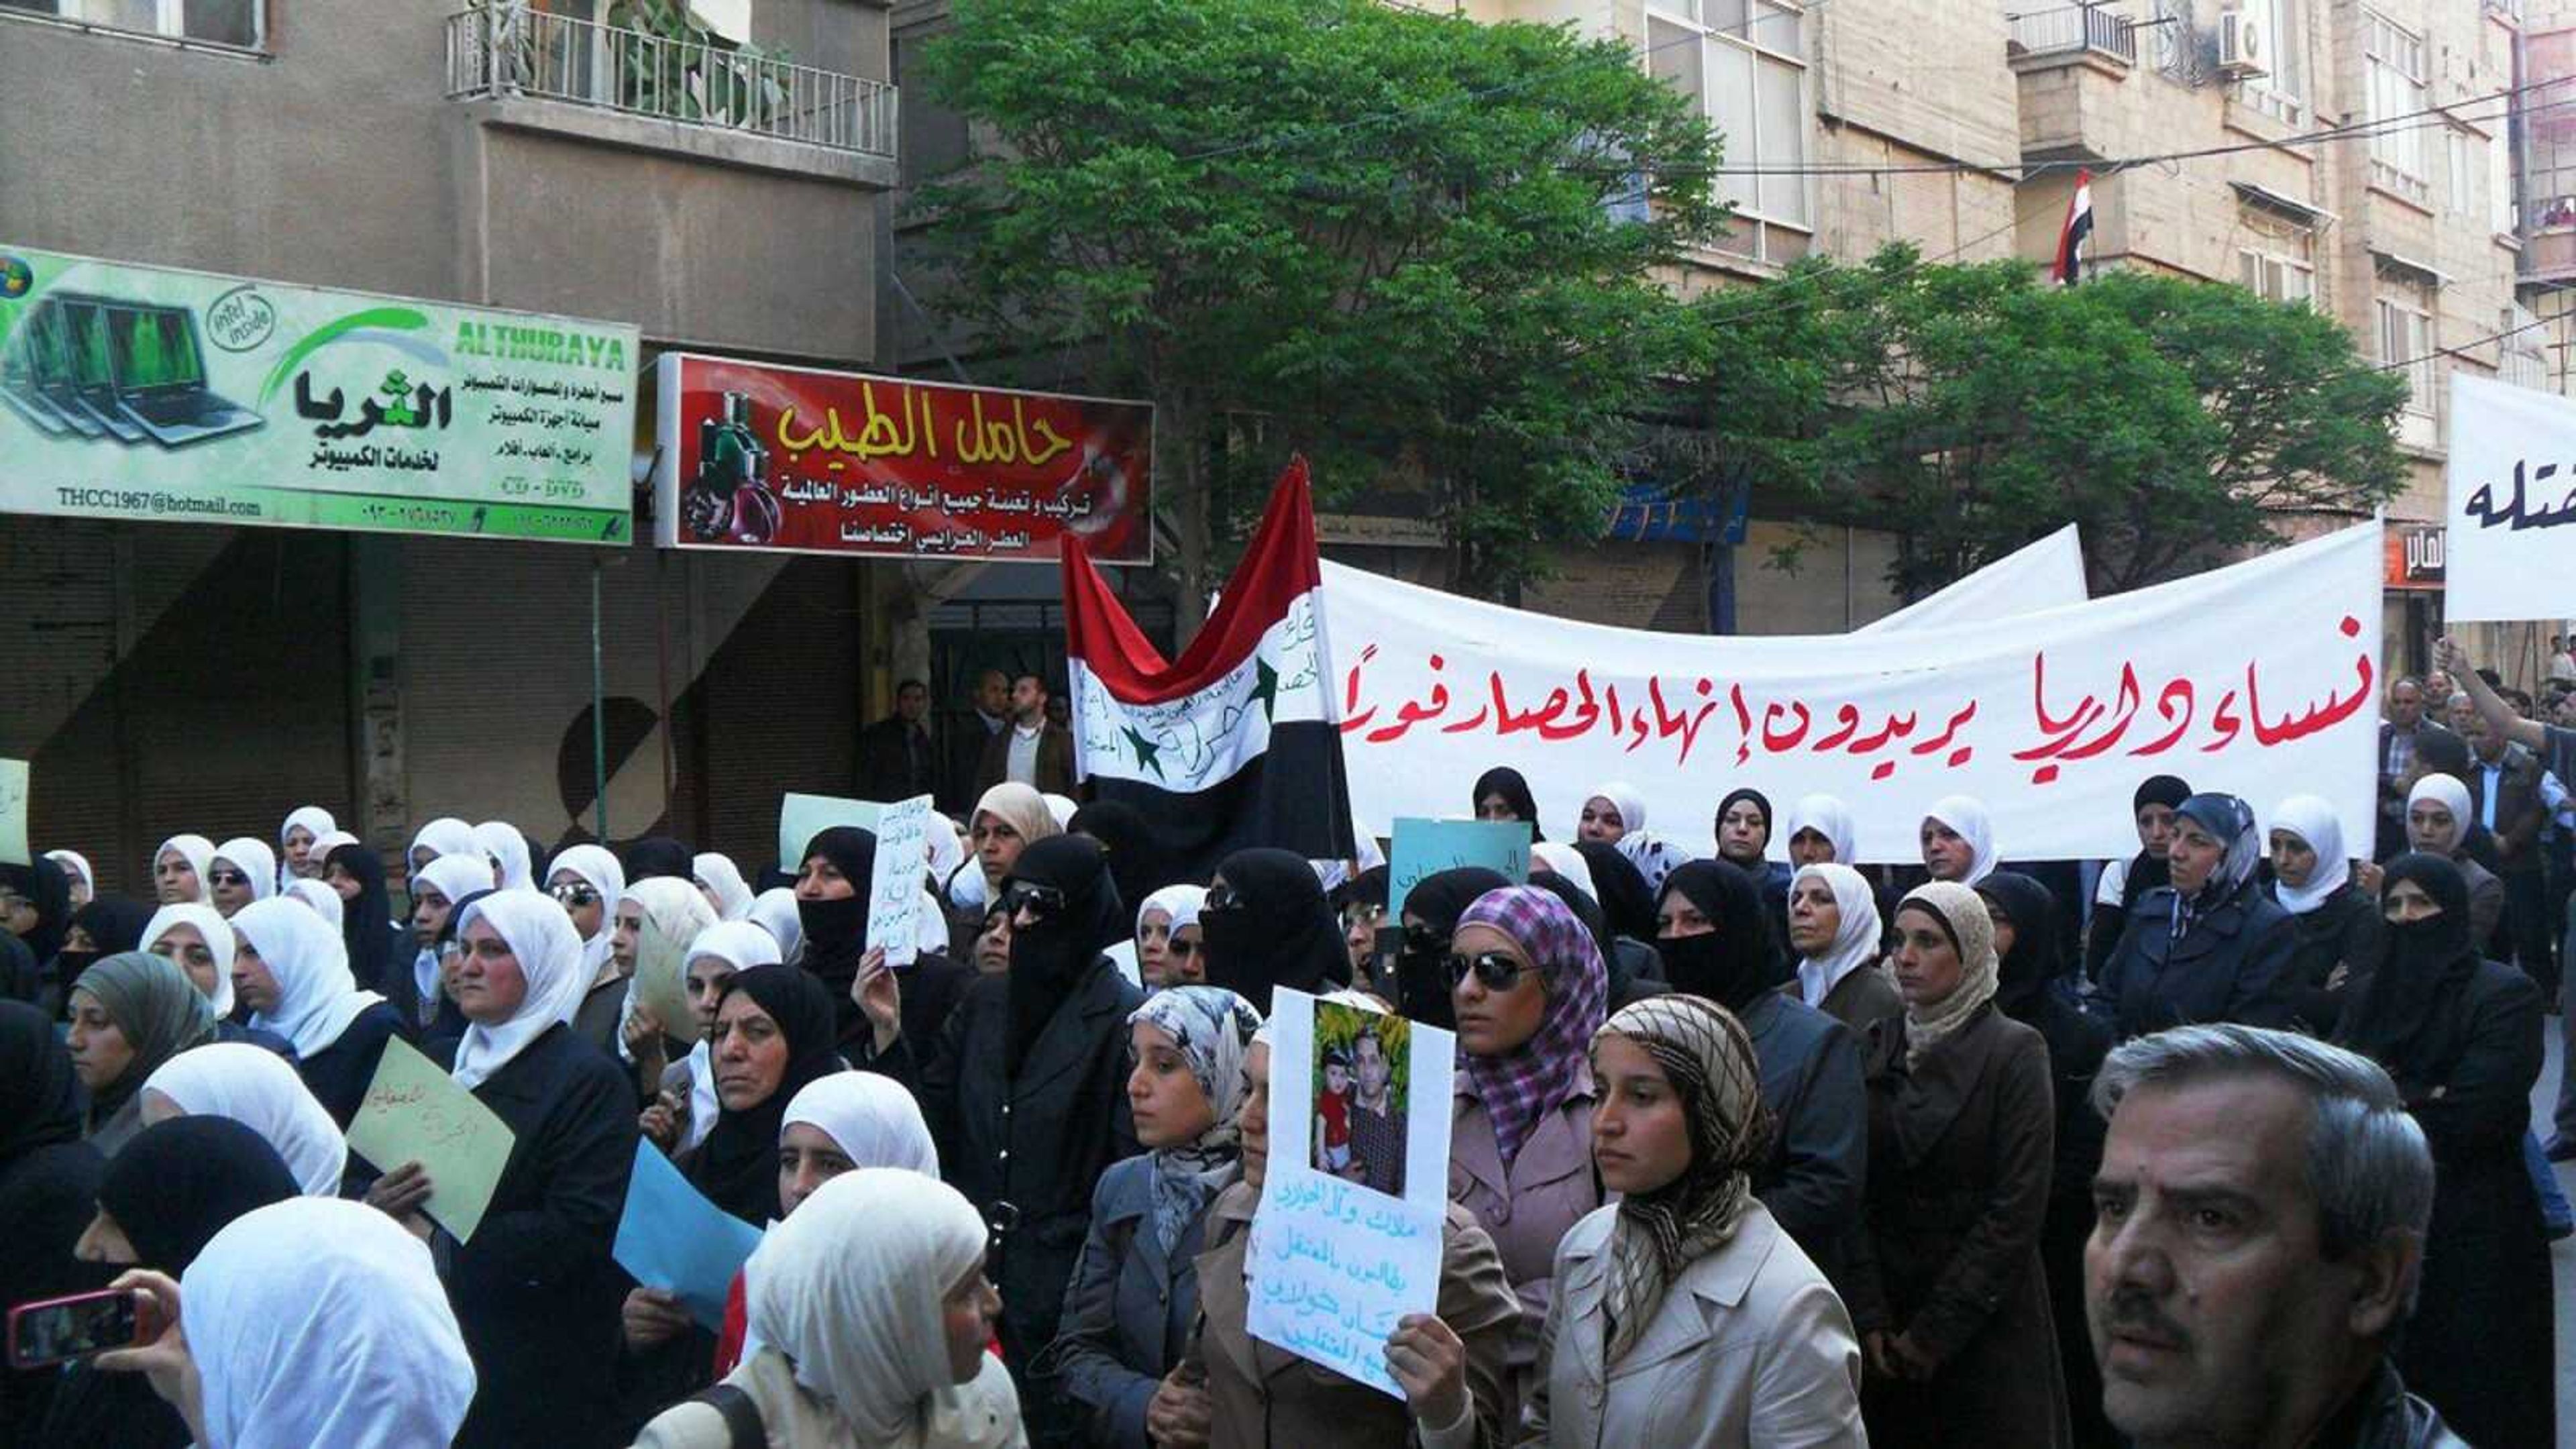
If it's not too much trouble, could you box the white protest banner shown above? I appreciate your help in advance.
[1855,523,2088,633]
[1250,988,1454,1397]
[0,758,26,867]
[1322,522,2381,864]
[867,794,934,967]
[2444,374,2576,623]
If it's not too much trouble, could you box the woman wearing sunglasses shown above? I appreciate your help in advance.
[545,845,629,1063]
[859,833,1145,1444]
[1442,885,1610,1409]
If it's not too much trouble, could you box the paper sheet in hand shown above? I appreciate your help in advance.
[345,1036,515,1242]
[867,794,934,967]
[632,912,700,1047]
[0,759,26,867]
[777,793,880,873]
[1387,818,1529,920]
[612,1139,765,1332]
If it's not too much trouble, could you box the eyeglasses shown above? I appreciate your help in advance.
[1401,923,1445,959]
[1204,884,1243,912]
[209,871,250,888]
[551,882,601,908]
[1341,904,1387,930]
[1002,881,1068,920]
[1445,951,1528,993]
[0,892,30,915]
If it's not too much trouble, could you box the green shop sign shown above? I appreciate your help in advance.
[0,245,638,544]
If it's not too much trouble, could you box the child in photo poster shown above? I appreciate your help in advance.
[1314,1046,1354,1175]
[1311,998,1410,1198]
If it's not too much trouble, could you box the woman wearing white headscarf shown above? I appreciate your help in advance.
[2099,792,2300,1041]
[94,1197,476,1449]
[140,1042,350,1197]
[1918,796,1998,886]
[1131,885,1208,989]
[1783,794,1858,868]
[397,854,494,1035]
[152,835,216,906]
[363,888,639,1449]
[1851,881,2068,1447]
[1788,862,1898,1034]
[283,879,343,931]
[277,806,337,887]
[2265,794,2380,1035]
[637,1169,1020,1449]
[612,876,722,1091]
[749,887,805,962]
[205,839,277,920]
[474,822,534,892]
[1574,781,1693,893]
[545,844,628,1057]
[692,852,757,923]
[47,849,96,910]
[229,898,406,1127]
[405,817,482,877]
[1527,841,1600,906]
[2406,772,2507,953]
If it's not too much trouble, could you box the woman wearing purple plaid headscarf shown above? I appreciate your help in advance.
[1443,883,1611,1402]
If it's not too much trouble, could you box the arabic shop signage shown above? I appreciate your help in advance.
[2383,524,2443,591]
[0,245,639,543]
[648,353,1152,564]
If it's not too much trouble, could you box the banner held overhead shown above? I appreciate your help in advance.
[2444,373,2576,623]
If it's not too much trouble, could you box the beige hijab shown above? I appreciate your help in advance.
[1890,880,1999,1070]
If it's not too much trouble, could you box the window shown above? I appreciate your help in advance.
[2446,129,2480,218]
[2237,248,2314,305]
[2364,11,2429,203]
[2490,117,2518,235]
[2504,306,2549,390]
[2237,0,2307,125]
[1648,1,1810,266]
[2378,292,2438,447]
[0,0,260,46]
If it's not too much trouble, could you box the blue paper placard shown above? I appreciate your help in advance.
[1387,818,1532,921]
[611,1140,766,1332]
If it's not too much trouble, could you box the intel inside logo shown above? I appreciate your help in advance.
[0,258,31,299]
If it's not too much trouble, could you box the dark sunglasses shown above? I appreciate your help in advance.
[1401,923,1446,959]
[1445,951,1528,993]
[550,882,601,908]
[1002,881,1069,919]
[1204,883,1244,912]
[209,870,251,888]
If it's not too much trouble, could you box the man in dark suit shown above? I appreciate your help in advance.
[2465,710,2553,991]
[944,668,1012,816]
[2376,678,2452,861]
[974,674,1077,798]
[859,678,941,804]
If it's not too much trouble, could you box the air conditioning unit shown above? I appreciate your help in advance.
[2218,7,2271,78]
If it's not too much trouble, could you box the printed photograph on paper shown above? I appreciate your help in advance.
[1310,996,1409,1198]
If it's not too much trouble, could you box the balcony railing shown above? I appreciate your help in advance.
[444,7,896,158]
[2007,5,2137,66]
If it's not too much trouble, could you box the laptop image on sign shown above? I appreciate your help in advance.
[104,301,262,448]
[9,299,107,440]
[50,297,150,444]
[0,308,80,436]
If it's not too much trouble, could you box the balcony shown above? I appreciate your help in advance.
[2007,5,2137,68]
[444,7,896,181]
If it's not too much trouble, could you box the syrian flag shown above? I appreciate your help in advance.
[1062,457,1354,881]
[2051,168,2094,285]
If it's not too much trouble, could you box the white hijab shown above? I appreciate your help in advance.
[1792,863,1882,1009]
[155,834,217,904]
[682,922,788,1151]
[547,844,627,981]
[284,878,345,932]
[2269,794,2350,915]
[617,877,722,1055]
[232,898,385,1061]
[745,1169,989,1444]
[411,855,500,1012]
[1529,841,1599,904]
[749,887,804,961]
[142,903,239,1018]
[1923,794,1999,886]
[448,890,590,1091]
[212,839,280,910]
[693,852,756,922]
[143,1042,350,1196]
[45,850,95,902]
[1582,781,1650,841]
[924,815,969,899]
[307,831,360,873]
[183,1197,476,1449]
[278,806,337,888]
[475,821,533,892]
[1784,793,1858,867]
[407,818,482,868]
[1136,885,1208,946]
[1042,793,1080,830]
[2406,773,2473,857]
[783,1072,941,1178]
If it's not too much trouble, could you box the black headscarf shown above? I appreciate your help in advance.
[1975,870,2063,1020]
[1068,800,1173,913]
[1530,871,1619,973]
[1572,842,1656,943]
[0,998,83,1168]
[1713,788,1774,869]
[623,836,695,885]
[1344,865,1390,912]
[1004,835,1127,1065]
[1201,848,1348,1016]
[48,897,155,1006]
[690,965,844,1224]
[1654,859,1779,1012]
[1,855,72,967]
[1470,767,1546,843]
[325,843,398,994]
[2121,775,2191,909]
[795,826,876,1000]
[2335,853,2484,1091]
[1393,866,1511,1030]
[97,1116,299,1273]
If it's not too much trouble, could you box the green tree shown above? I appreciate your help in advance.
[915,0,1721,616]
[1674,246,2410,595]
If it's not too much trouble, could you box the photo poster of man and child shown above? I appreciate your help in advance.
[1248,988,1455,1397]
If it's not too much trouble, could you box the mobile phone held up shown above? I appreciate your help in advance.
[7,1288,162,1369]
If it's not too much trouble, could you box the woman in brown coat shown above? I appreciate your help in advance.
[1849,881,2070,1448]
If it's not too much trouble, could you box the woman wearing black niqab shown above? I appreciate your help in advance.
[857,832,1144,1441]
[323,842,407,998]
[1470,766,1546,841]
[796,825,973,1056]
[1,854,72,977]
[43,896,154,1020]
[1570,841,1669,1008]
[1392,866,1512,1029]
[1199,847,1349,1014]
[0,998,108,1435]
[1653,860,1780,1012]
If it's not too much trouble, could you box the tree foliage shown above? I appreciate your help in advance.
[915,0,1722,612]
[1668,246,2410,595]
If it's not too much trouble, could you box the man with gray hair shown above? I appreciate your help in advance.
[2085,1024,2461,1448]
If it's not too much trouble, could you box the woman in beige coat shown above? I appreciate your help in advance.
[1522,994,1865,1448]
[633,1169,1022,1449]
